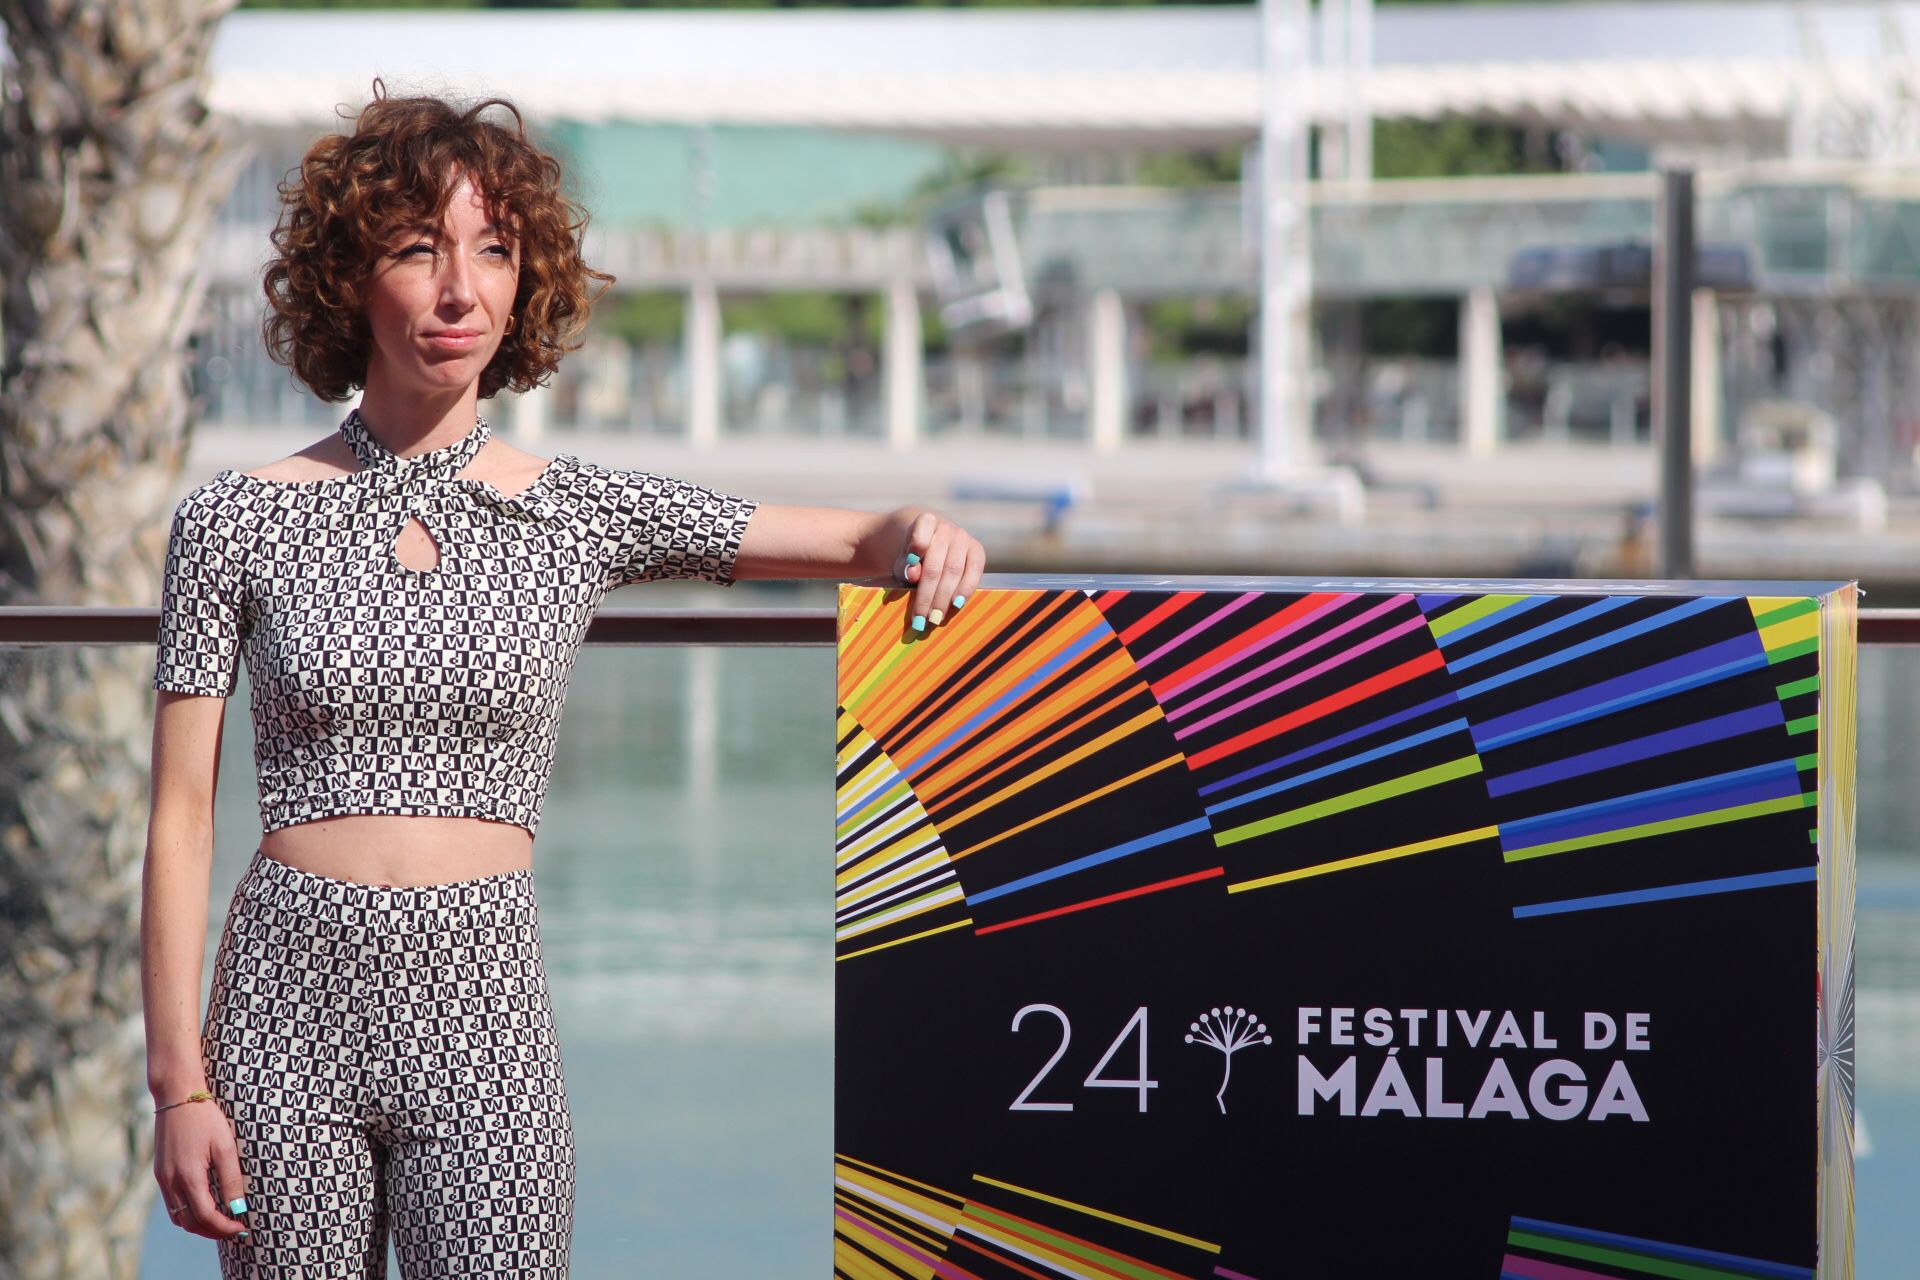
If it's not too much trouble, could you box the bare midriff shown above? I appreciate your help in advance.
[257,814,534,887]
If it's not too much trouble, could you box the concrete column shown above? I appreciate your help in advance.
[1460,286,1502,456]
[1087,287,1127,453]
[1691,286,1721,465]
[884,273,923,451]
[507,383,549,446]
[684,277,722,447]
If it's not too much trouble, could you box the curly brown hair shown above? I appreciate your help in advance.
[263,83,613,402]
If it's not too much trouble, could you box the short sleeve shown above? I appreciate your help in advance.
[602,469,758,590]
[152,490,246,697]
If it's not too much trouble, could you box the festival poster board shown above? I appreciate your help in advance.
[833,575,1856,1280]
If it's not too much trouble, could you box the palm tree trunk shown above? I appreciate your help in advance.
[0,1,239,1274]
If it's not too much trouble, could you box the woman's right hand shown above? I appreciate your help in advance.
[153,1099,249,1240]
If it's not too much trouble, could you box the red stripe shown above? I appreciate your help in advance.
[974,867,1224,936]
[1148,592,1339,700]
[1118,590,1203,647]
[1091,589,1130,612]
[1186,648,1446,771]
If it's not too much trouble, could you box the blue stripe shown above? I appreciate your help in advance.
[1416,593,1461,614]
[1466,629,1766,752]
[1433,594,1554,648]
[1477,651,1771,753]
[1486,704,1785,797]
[1204,719,1471,816]
[1456,596,1731,698]
[1512,866,1817,919]
[1503,773,1803,853]
[1501,759,1804,838]
[967,816,1214,905]
[836,763,911,832]
[1446,595,1634,674]
[1196,694,1459,798]
[1507,1216,1814,1279]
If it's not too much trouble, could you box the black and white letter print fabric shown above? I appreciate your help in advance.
[204,853,575,1278]
[152,410,758,837]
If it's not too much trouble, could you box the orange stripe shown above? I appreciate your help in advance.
[944,709,1167,848]
[957,755,1184,860]
[922,678,1142,814]
[886,591,1079,745]
[1186,648,1446,770]
[1118,590,1202,647]
[915,653,1138,805]
[1148,592,1340,700]
[975,867,1224,936]
[884,600,1098,767]
[837,588,901,698]
[862,590,1034,740]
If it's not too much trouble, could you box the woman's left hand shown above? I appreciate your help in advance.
[893,510,985,632]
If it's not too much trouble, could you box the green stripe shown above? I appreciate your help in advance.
[1216,756,1484,847]
[1767,636,1820,665]
[1753,597,1820,629]
[1785,715,1818,736]
[1507,1229,1766,1280]
[1430,594,1527,639]
[1774,674,1820,700]
[1795,754,1819,775]
[1505,793,1815,862]
[968,1206,1163,1280]
[1809,827,1820,843]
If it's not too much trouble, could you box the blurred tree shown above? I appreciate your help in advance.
[0,0,242,1274]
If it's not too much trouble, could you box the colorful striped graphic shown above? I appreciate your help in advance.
[1500,1215,1813,1280]
[837,578,1853,1277]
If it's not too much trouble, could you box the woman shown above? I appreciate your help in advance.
[144,87,983,1276]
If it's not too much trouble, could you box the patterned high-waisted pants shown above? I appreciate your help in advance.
[202,852,576,1278]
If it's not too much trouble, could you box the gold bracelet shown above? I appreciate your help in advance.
[153,1090,215,1114]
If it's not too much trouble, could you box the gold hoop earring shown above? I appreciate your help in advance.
[503,315,517,336]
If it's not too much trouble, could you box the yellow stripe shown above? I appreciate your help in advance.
[835,884,964,943]
[1760,608,1820,654]
[837,809,936,881]
[960,755,1186,860]
[836,917,975,962]
[970,1174,1220,1254]
[836,1154,969,1208]
[838,1167,966,1230]
[1227,825,1501,893]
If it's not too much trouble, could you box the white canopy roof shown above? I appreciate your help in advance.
[195,3,1919,147]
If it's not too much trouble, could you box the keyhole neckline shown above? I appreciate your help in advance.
[341,408,491,480]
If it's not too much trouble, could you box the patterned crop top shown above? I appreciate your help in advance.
[152,410,758,838]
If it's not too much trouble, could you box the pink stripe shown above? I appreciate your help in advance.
[1135,591,1261,668]
[1173,606,1426,740]
[1500,1253,1617,1280]
[1167,594,1400,722]
[835,1207,968,1279]
[1157,594,1357,703]
[1214,1267,1263,1280]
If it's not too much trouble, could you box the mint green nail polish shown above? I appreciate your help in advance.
[912,615,926,632]
[952,595,966,609]
[905,552,921,566]
[229,1197,248,1216]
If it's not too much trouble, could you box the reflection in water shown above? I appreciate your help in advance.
[141,592,1916,1275]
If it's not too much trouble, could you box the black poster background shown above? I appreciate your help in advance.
[835,585,1827,1278]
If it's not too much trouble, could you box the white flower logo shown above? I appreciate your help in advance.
[1185,1006,1273,1114]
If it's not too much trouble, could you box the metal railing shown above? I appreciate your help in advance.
[4,605,1918,646]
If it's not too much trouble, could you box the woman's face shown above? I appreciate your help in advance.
[361,173,519,398]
